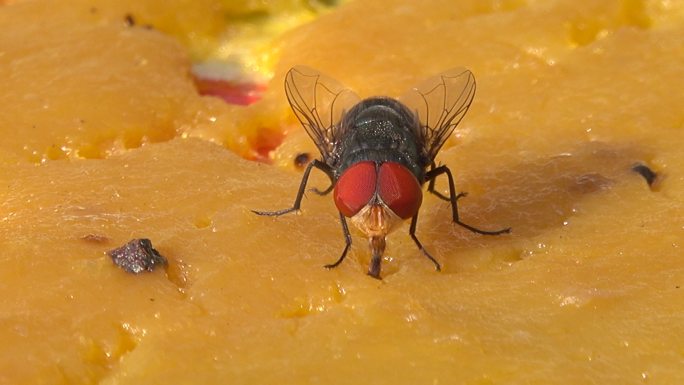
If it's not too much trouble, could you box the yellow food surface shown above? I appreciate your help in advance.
[1,0,684,384]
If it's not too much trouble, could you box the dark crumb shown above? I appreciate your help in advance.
[107,238,167,274]
[89,7,98,14]
[124,13,136,27]
[632,163,658,187]
[81,234,109,243]
[294,152,311,169]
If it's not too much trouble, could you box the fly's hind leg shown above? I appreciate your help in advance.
[425,165,511,235]
[252,159,333,216]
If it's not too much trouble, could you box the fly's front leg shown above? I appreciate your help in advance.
[409,213,441,272]
[425,165,511,235]
[252,159,333,216]
[324,211,352,269]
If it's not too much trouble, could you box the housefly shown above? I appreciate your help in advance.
[253,66,510,279]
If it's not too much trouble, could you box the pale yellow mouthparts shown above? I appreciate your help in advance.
[350,203,405,277]
[349,203,403,238]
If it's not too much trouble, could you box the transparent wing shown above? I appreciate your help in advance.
[399,68,476,161]
[284,66,361,163]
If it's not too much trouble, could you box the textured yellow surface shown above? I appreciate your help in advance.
[1,0,684,384]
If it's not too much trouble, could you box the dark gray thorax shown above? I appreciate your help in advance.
[334,97,426,182]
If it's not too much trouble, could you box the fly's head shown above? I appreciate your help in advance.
[333,160,423,277]
[334,161,423,232]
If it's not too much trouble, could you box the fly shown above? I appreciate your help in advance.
[253,66,511,279]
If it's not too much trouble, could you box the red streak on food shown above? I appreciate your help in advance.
[194,77,266,106]
[250,127,284,163]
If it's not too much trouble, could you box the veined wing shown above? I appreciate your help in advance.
[399,68,476,161]
[284,66,361,164]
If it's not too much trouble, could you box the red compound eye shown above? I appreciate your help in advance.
[334,161,377,217]
[378,162,423,219]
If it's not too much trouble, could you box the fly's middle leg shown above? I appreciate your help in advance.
[427,162,458,202]
[252,159,333,216]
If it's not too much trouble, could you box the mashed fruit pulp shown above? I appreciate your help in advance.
[1,0,684,384]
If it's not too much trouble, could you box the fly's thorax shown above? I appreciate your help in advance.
[333,160,423,237]
[334,97,426,180]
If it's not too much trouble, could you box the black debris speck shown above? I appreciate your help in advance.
[632,163,658,187]
[107,238,167,274]
[294,152,311,169]
[124,13,136,27]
